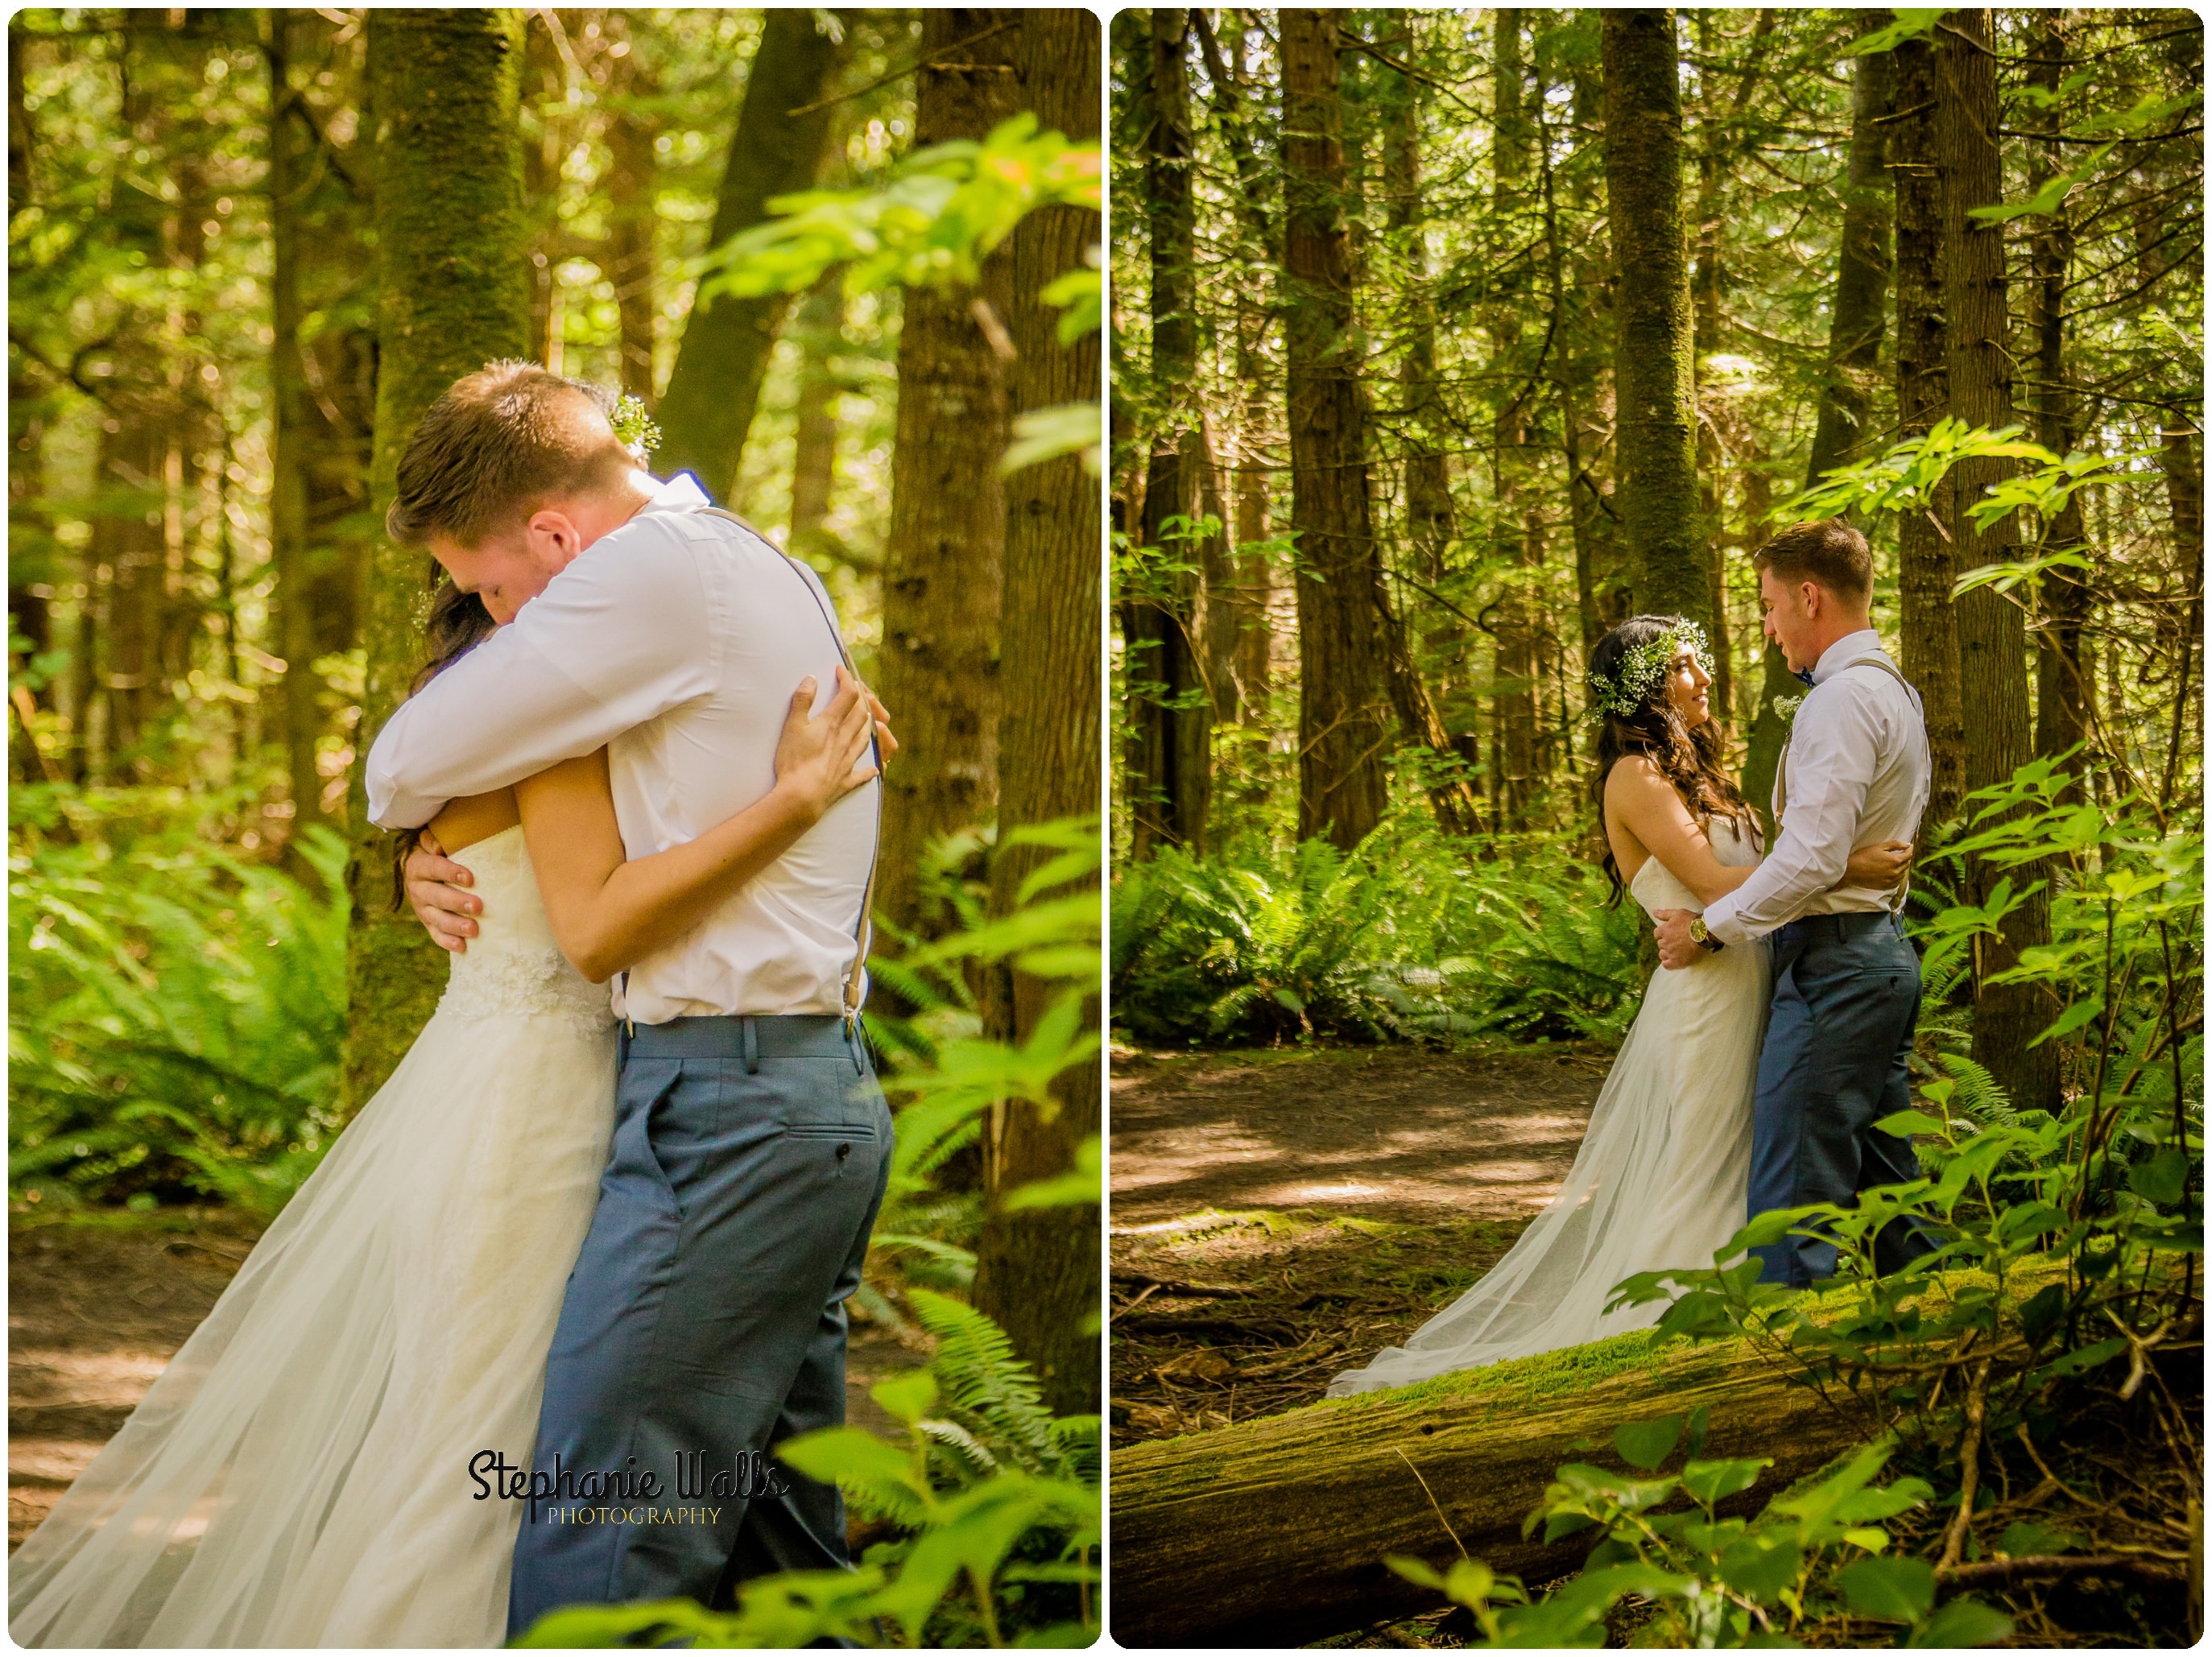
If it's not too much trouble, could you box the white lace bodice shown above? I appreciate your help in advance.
[1628,812,1762,918]
[435,826,616,1038]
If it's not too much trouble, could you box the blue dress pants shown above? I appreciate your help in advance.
[506,1014,893,1638]
[1747,911,1937,1287]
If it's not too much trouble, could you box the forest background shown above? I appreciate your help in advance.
[1108,7,2202,1647]
[10,10,1105,1639]
[1112,5,2199,1109]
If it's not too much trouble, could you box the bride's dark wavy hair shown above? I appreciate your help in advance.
[1590,613,1759,907]
[387,577,499,912]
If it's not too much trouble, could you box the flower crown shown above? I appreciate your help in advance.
[610,393,661,460]
[1586,619,1711,721]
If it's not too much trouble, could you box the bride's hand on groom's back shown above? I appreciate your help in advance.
[772,666,889,820]
[1842,838,1913,889]
[404,827,482,953]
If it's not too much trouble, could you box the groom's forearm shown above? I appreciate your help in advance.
[366,638,630,829]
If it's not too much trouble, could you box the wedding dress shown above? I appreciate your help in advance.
[10,825,617,1647]
[1329,816,1772,1396]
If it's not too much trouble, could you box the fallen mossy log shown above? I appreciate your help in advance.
[1110,1328,1873,1647]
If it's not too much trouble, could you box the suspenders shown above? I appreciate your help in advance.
[1774,650,1919,916]
[697,506,882,1027]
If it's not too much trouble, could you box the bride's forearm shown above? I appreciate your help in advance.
[564,783,827,982]
[1689,862,1755,904]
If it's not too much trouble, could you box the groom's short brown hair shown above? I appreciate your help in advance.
[1752,518,1873,605]
[386,361,635,550]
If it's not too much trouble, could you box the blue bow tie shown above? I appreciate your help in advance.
[1793,667,1816,687]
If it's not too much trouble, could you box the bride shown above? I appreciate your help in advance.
[1328,615,1908,1397]
[8,582,886,1647]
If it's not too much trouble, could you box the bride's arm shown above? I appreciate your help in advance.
[513,668,879,983]
[1605,759,1751,905]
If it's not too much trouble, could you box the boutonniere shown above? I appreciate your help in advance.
[610,393,662,461]
[1771,693,1805,728]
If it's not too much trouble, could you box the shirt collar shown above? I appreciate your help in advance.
[1810,627,1883,686]
[634,469,714,515]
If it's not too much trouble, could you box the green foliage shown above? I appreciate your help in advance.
[513,1295,1099,1650]
[1111,824,1641,1047]
[1389,1438,2009,1648]
[10,818,349,1219]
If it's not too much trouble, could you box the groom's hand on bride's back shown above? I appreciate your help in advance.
[404,827,482,953]
[1652,908,1701,971]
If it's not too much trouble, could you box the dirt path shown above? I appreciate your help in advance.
[10,1212,923,1555]
[1110,1043,1606,1446]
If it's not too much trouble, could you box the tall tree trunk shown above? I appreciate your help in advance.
[1492,10,1538,827]
[1194,8,1276,720]
[267,10,329,837]
[1747,39,1896,823]
[785,271,845,564]
[1939,8,2057,1117]
[1126,6,1211,858]
[2027,14,2090,800]
[1553,59,1618,663]
[602,34,660,406]
[971,8,1101,1419]
[1892,31,1966,830]
[873,9,1015,957]
[1602,10,1709,632]
[343,8,531,1112]
[655,10,845,503]
[2154,419,2202,812]
[1282,8,1388,850]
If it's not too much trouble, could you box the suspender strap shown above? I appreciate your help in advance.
[700,506,881,1025]
[1774,650,1919,915]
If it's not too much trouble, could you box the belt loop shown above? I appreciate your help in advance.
[848,1013,865,1076]
[742,1015,759,1075]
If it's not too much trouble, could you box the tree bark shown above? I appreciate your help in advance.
[1602,10,1710,634]
[785,271,845,564]
[1747,39,1895,824]
[2026,14,2090,801]
[654,9,846,504]
[1939,7,2057,1117]
[1892,31,1966,830]
[873,9,1016,956]
[970,7,1100,1419]
[1110,1337,1871,1648]
[1282,7,1388,851]
[1493,10,1538,827]
[1125,6,1211,858]
[602,30,660,406]
[343,8,531,1113]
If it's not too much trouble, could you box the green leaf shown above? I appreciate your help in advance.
[2030,997,2106,1048]
[1613,1415,1685,1471]
[1715,1535,1803,1605]
[1908,1597,2014,1648]
[1837,1554,1936,1622]
[870,1368,938,1428]
[1844,8,1948,55]
[1874,1109,1948,1138]
[1682,1457,1770,1507]
[2127,1146,2189,1207]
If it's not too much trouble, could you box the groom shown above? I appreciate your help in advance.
[365,362,895,1630]
[1652,518,1936,1288]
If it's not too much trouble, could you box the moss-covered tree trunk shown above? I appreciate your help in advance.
[1600,10,1710,634]
[1110,1336,1872,1647]
[341,9,531,1113]
[1746,39,1895,825]
[1124,6,1211,859]
[1283,7,1388,851]
[2027,14,2090,801]
[970,7,1101,1419]
[1891,31,1966,830]
[1939,7,2058,1117]
[654,9,845,503]
[872,8,1017,957]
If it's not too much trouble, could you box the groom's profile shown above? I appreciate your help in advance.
[1653,518,1937,1287]
[364,361,895,1629]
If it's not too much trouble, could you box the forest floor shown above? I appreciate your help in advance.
[1109,1040,1606,1447]
[8,1209,926,1556]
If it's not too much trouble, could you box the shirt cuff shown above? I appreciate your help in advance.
[1702,893,1752,946]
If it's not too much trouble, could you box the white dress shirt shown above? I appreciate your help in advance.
[1701,627,1930,946]
[365,472,878,1023]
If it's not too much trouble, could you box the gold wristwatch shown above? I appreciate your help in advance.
[1689,916,1723,952]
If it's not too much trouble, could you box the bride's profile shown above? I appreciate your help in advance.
[8,581,885,1648]
[1327,614,1908,1397]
